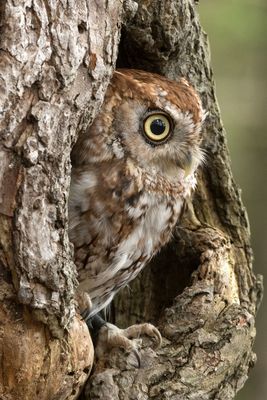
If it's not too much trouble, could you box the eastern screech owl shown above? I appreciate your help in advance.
[69,69,204,358]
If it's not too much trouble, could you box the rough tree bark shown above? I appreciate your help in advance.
[0,0,123,398]
[0,1,263,400]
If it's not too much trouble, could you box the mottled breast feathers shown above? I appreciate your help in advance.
[69,69,204,317]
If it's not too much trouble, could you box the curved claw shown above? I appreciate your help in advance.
[124,323,162,349]
[95,323,142,367]
[132,347,141,368]
[95,322,161,368]
[147,325,162,348]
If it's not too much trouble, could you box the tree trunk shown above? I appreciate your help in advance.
[0,0,123,398]
[0,1,263,400]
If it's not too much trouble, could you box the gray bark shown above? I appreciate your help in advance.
[0,0,122,398]
[0,1,263,400]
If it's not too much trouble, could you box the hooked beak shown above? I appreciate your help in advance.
[176,152,195,177]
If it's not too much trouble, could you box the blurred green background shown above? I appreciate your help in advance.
[199,1,267,399]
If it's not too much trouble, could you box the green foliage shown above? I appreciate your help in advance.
[200,1,267,74]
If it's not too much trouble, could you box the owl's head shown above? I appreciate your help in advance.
[72,69,205,178]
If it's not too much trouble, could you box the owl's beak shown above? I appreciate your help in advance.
[177,152,194,177]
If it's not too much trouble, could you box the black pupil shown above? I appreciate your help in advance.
[150,118,166,135]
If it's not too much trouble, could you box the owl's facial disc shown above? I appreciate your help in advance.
[142,111,173,145]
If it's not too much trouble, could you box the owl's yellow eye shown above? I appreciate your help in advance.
[143,113,171,143]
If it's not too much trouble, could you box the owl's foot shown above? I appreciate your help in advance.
[95,321,162,367]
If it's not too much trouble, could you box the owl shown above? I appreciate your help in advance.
[69,69,204,363]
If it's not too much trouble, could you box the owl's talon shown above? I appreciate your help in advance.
[132,348,141,368]
[95,321,161,367]
[124,322,162,349]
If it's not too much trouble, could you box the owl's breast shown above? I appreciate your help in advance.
[76,191,183,316]
[69,163,190,317]
[124,193,182,257]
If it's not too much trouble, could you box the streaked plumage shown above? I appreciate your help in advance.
[69,69,204,321]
